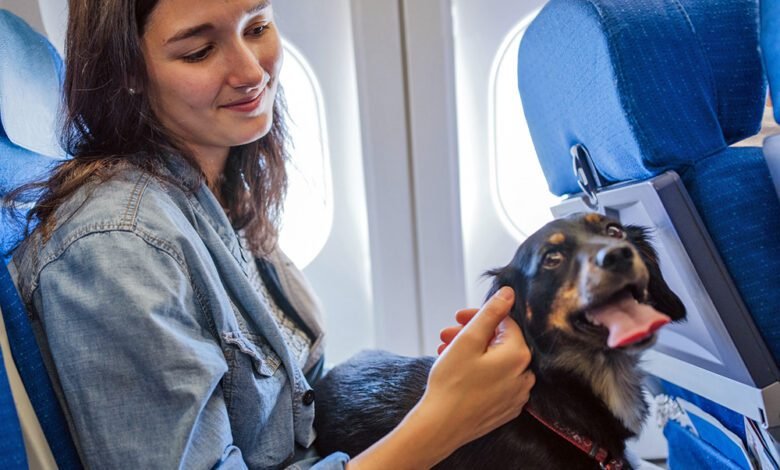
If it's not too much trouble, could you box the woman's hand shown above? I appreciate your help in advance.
[438,307,479,354]
[347,287,535,470]
[417,286,535,452]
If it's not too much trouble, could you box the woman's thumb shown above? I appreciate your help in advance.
[456,287,515,349]
[488,315,525,348]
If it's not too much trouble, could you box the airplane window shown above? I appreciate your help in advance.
[277,42,334,268]
[491,21,560,240]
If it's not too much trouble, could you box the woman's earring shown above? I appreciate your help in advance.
[128,87,137,95]
[240,171,251,192]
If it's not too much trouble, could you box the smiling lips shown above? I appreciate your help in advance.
[222,88,265,112]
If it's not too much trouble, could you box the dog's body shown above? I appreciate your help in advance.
[314,213,686,469]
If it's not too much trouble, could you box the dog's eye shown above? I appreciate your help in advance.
[606,224,625,239]
[542,251,564,269]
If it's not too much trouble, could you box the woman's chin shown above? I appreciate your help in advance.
[232,120,273,146]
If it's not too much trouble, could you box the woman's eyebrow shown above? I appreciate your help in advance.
[165,24,214,45]
[247,0,271,16]
[164,1,271,45]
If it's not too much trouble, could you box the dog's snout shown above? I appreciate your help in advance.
[596,246,634,272]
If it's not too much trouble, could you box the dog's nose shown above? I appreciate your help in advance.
[596,246,634,272]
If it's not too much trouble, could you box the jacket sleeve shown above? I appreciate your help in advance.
[286,452,350,470]
[312,453,350,469]
[33,230,246,469]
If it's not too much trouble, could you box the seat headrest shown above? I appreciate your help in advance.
[0,9,65,159]
[518,0,765,196]
[762,0,780,123]
[678,0,765,141]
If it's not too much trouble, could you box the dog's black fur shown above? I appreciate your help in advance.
[314,213,686,469]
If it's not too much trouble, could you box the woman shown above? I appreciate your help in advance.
[10,0,535,468]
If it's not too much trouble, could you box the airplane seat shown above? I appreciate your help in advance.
[762,0,780,206]
[0,9,83,469]
[518,0,780,467]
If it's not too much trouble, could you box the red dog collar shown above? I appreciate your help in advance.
[524,406,626,470]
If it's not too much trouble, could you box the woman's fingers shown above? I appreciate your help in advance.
[448,287,515,353]
[439,287,531,361]
[422,286,536,451]
[437,309,480,355]
[454,308,478,325]
[439,325,463,344]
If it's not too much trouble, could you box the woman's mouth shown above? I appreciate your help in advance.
[222,89,265,113]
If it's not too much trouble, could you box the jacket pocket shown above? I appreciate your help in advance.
[221,331,281,377]
[220,330,293,468]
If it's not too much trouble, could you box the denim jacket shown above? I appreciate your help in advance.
[10,157,349,469]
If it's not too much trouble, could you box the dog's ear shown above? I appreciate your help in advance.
[483,263,528,325]
[483,259,540,371]
[626,225,687,321]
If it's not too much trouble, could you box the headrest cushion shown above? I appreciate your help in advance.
[0,10,65,158]
[762,0,780,124]
[518,0,764,195]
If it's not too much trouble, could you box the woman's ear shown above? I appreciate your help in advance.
[626,225,687,321]
[125,75,144,96]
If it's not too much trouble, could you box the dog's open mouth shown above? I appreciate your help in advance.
[579,287,671,348]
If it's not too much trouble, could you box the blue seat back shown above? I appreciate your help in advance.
[518,0,780,466]
[0,9,82,469]
[762,0,780,124]
[517,0,780,365]
[518,0,765,195]
[0,322,26,468]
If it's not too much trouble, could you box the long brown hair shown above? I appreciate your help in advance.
[11,0,289,255]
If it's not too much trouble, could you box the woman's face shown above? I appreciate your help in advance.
[141,0,282,163]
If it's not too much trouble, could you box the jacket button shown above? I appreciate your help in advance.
[302,390,315,406]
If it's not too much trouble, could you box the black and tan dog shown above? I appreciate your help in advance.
[314,213,686,469]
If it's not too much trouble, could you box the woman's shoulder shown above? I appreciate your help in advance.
[12,164,200,283]
[54,165,194,238]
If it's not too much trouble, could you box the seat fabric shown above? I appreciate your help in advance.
[518,0,778,362]
[680,148,780,362]
[0,8,82,469]
[518,0,777,466]
[517,0,765,196]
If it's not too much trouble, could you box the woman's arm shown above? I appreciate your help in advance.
[35,231,242,469]
[346,287,535,470]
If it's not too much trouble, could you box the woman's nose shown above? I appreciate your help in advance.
[225,42,265,89]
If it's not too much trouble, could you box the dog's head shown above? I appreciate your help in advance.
[486,213,686,363]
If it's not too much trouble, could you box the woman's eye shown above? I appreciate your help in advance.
[606,224,625,239]
[182,46,213,63]
[246,23,268,37]
[542,251,564,269]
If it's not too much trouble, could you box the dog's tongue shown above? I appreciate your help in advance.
[588,292,671,348]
